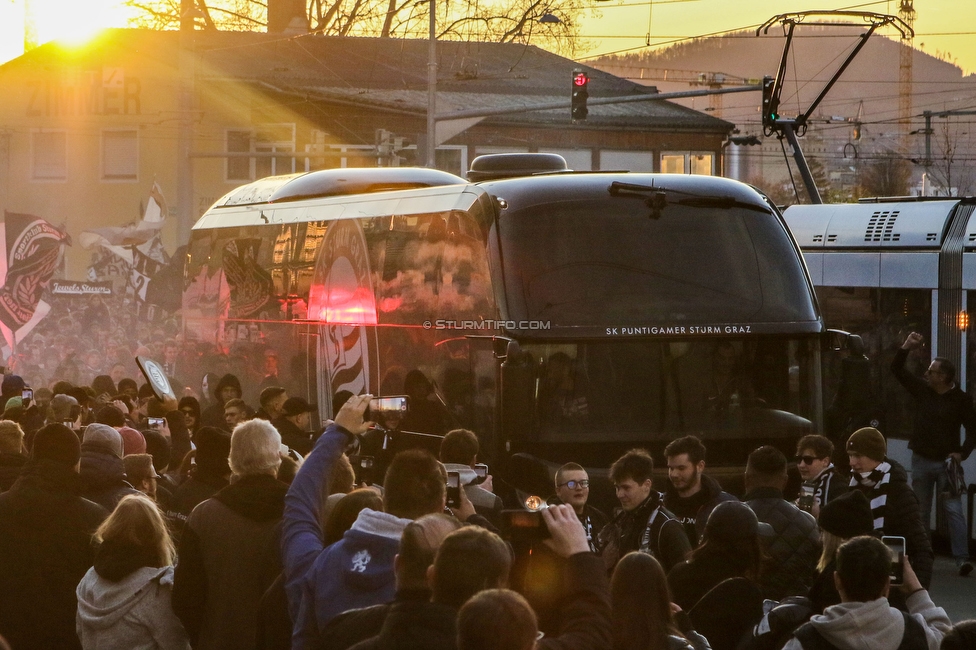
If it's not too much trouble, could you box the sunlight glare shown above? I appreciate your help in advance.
[30,0,131,48]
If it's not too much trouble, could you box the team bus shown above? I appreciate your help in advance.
[184,158,826,493]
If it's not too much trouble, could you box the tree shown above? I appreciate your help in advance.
[926,118,975,197]
[125,0,589,55]
[858,154,912,198]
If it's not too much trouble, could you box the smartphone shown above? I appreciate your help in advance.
[358,455,375,485]
[446,471,462,509]
[21,388,32,407]
[366,396,409,421]
[882,536,906,586]
[472,463,489,484]
[148,417,165,430]
[500,509,551,543]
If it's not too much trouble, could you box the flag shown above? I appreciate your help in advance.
[0,211,69,343]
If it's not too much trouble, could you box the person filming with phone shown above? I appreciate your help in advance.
[783,535,951,650]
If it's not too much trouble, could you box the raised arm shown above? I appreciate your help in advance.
[891,333,928,398]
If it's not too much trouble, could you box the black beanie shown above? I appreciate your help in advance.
[194,426,231,476]
[819,490,875,538]
[31,423,82,467]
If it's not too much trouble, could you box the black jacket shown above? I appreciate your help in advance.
[664,474,738,545]
[599,491,691,574]
[744,486,821,600]
[173,473,288,650]
[850,458,934,589]
[348,600,458,650]
[668,553,751,612]
[892,347,976,460]
[165,469,230,541]
[0,450,28,491]
[272,416,315,456]
[0,461,108,650]
[79,446,142,511]
[319,589,432,650]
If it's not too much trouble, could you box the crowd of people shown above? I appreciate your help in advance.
[0,330,973,650]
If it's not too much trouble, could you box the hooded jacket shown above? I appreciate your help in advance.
[79,444,142,511]
[0,460,108,650]
[664,473,738,545]
[76,544,190,650]
[781,590,950,650]
[172,473,288,650]
[201,373,243,429]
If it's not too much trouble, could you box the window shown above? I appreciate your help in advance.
[539,148,591,171]
[660,152,715,175]
[600,150,654,172]
[32,130,66,181]
[102,130,138,181]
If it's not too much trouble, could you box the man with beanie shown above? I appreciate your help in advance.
[847,426,934,589]
[0,423,108,649]
[808,490,877,612]
[79,423,141,510]
[892,332,975,576]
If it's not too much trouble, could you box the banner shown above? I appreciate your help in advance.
[0,212,69,332]
[51,280,112,295]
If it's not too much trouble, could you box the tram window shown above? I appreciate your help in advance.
[818,287,931,441]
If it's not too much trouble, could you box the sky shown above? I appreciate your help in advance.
[1,0,975,74]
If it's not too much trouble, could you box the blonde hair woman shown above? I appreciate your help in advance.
[76,494,189,649]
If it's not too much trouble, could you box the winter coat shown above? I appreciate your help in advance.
[849,459,933,589]
[76,545,190,650]
[668,552,754,612]
[79,445,142,511]
[172,473,288,650]
[781,590,951,650]
[744,486,821,600]
[347,601,458,650]
[273,416,315,456]
[808,560,841,614]
[319,589,432,650]
[165,470,230,541]
[0,449,28,491]
[664,474,738,545]
[0,460,108,650]
[599,491,691,574]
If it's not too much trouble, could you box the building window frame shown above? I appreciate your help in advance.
[659,151,715,175]
[100,128,139,182]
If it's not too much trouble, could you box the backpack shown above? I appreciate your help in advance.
[793,610,927,650]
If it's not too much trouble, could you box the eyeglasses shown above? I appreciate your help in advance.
[557,479,589,490]
[180,409,195,416]
[795,455,822,465]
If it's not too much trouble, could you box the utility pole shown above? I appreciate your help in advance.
[426,0,437,168]
[177,0,196,244]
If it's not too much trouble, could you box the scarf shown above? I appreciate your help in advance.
[849,460,891,531]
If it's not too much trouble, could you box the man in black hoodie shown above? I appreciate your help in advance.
[201,373,243,429]
[663,435,737,545]
[0,423,108,649]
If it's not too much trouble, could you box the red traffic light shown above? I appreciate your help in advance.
[574,72,589,87]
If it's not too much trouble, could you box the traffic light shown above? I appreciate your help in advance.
[571,69,589,122]
[761,75,778,130]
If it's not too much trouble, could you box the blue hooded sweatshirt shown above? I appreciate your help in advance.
[281,423,410,650]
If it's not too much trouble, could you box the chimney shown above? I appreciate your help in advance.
[268,0,308,34]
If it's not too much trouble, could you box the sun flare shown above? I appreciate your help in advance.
[27,0,132,48]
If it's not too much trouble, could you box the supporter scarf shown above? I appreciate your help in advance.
[849,460,891,531]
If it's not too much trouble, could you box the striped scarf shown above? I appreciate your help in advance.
[849,461,891,531]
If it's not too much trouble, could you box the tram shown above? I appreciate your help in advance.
[183,158,825,488]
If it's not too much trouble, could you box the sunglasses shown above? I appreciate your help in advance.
[795,455,822,465]
[557,479,589,490]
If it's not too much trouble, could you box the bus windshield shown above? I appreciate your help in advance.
[497,198,817,327]
[520,336,819,465]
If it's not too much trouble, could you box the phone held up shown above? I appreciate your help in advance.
[366,396,409,423]
[446,471,462,509]
[148,417,166,430]
[21,388,32,407]
[882,535,906,586]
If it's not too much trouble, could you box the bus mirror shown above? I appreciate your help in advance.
[493,337,514,360]
[825,329,852,352]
